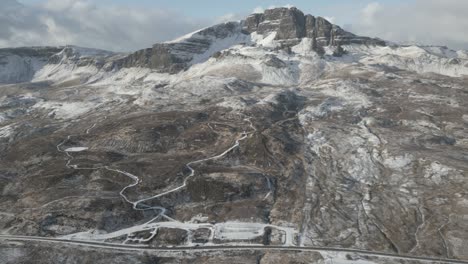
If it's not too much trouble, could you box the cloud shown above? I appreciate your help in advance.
[360,2,382,26]
[254,4,297,12]
[215,13,242,23]
[3,0,468,51]
[324,16,336,24]
[352,0,468,49]
[253,6,265,14]
[0,0,214,51]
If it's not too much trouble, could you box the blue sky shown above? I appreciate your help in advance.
[19,0,406,25]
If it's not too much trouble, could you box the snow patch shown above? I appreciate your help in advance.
[251,32,278,48]
[33,101,97,119]
[190,33,251,65]
[0,54,46,83]
[463,115,468,123]
[292,38,315,55]
[423,161,462,185]
[344,44,468,77]
[382,152,413,171]
[318,81,371,108]
[258,93,278,105]
[319,251,380,264]
[0,124,14,138]
[64,147,89,152]
[217,98,246,110]
[33,63,99,84]
[299,98,344,122]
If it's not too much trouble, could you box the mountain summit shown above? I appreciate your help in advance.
[114,7,385,73]
[0,6,467,84]
[243,7,385,47]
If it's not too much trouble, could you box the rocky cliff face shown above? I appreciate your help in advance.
[112,22,248,73]
[0,47,62,83]
[115,7,385,74]
[0,7,466,85]
[244,7,385,48]
[47,46,116,68]
[0,46,120,84]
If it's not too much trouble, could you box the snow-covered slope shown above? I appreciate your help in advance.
[0,53,44,84]
[110,21,251,74]
[32,46,120,84]
[0,47,61,83]
[0,46,120,84]
[1,7,468,86]
[344,45,468,77]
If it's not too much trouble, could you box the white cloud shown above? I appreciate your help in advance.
[2,0,468,51]
[253,6,265,14]
[361,2,382,26]
[215,13,242,23]
[352,0,468,49]
[0,0,212,51]
[324,16,336,24]
[252,4,295,11]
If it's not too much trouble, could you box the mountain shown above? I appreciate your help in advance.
[113,7,385,73]
[1,6,468,85]
[1,6,468,264]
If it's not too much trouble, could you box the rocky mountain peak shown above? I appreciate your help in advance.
[0,7,391,80]
[243,7,307,39]
[110,7,386,74]
[243,7,385,47]
[111,8,386,74]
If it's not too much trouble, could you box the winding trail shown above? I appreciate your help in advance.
[55,117,277,245]
[132,130,249,208]
[56,121,173,234]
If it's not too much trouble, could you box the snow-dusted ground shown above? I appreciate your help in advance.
[320,251,379,264]
[341,45,468,77]
[0,54,47,83]
[0,124,15,138]
[2,16,468,259]
[62,221,296,247]
[33,101,99,119]
[56,117,296,246]
[2,23,467,90]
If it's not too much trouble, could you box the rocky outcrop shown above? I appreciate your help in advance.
[0,47,62,83]
[0,7,387,80]
[47,46,116,69]
[115,7,385,74]
[113,22,248,74]
[112,45,185,74]
[257,8,306,39]
[0,46,120,84]
[243,7,385,48]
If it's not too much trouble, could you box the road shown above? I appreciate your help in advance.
[1,235,467,264]
[55,117,289,245]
